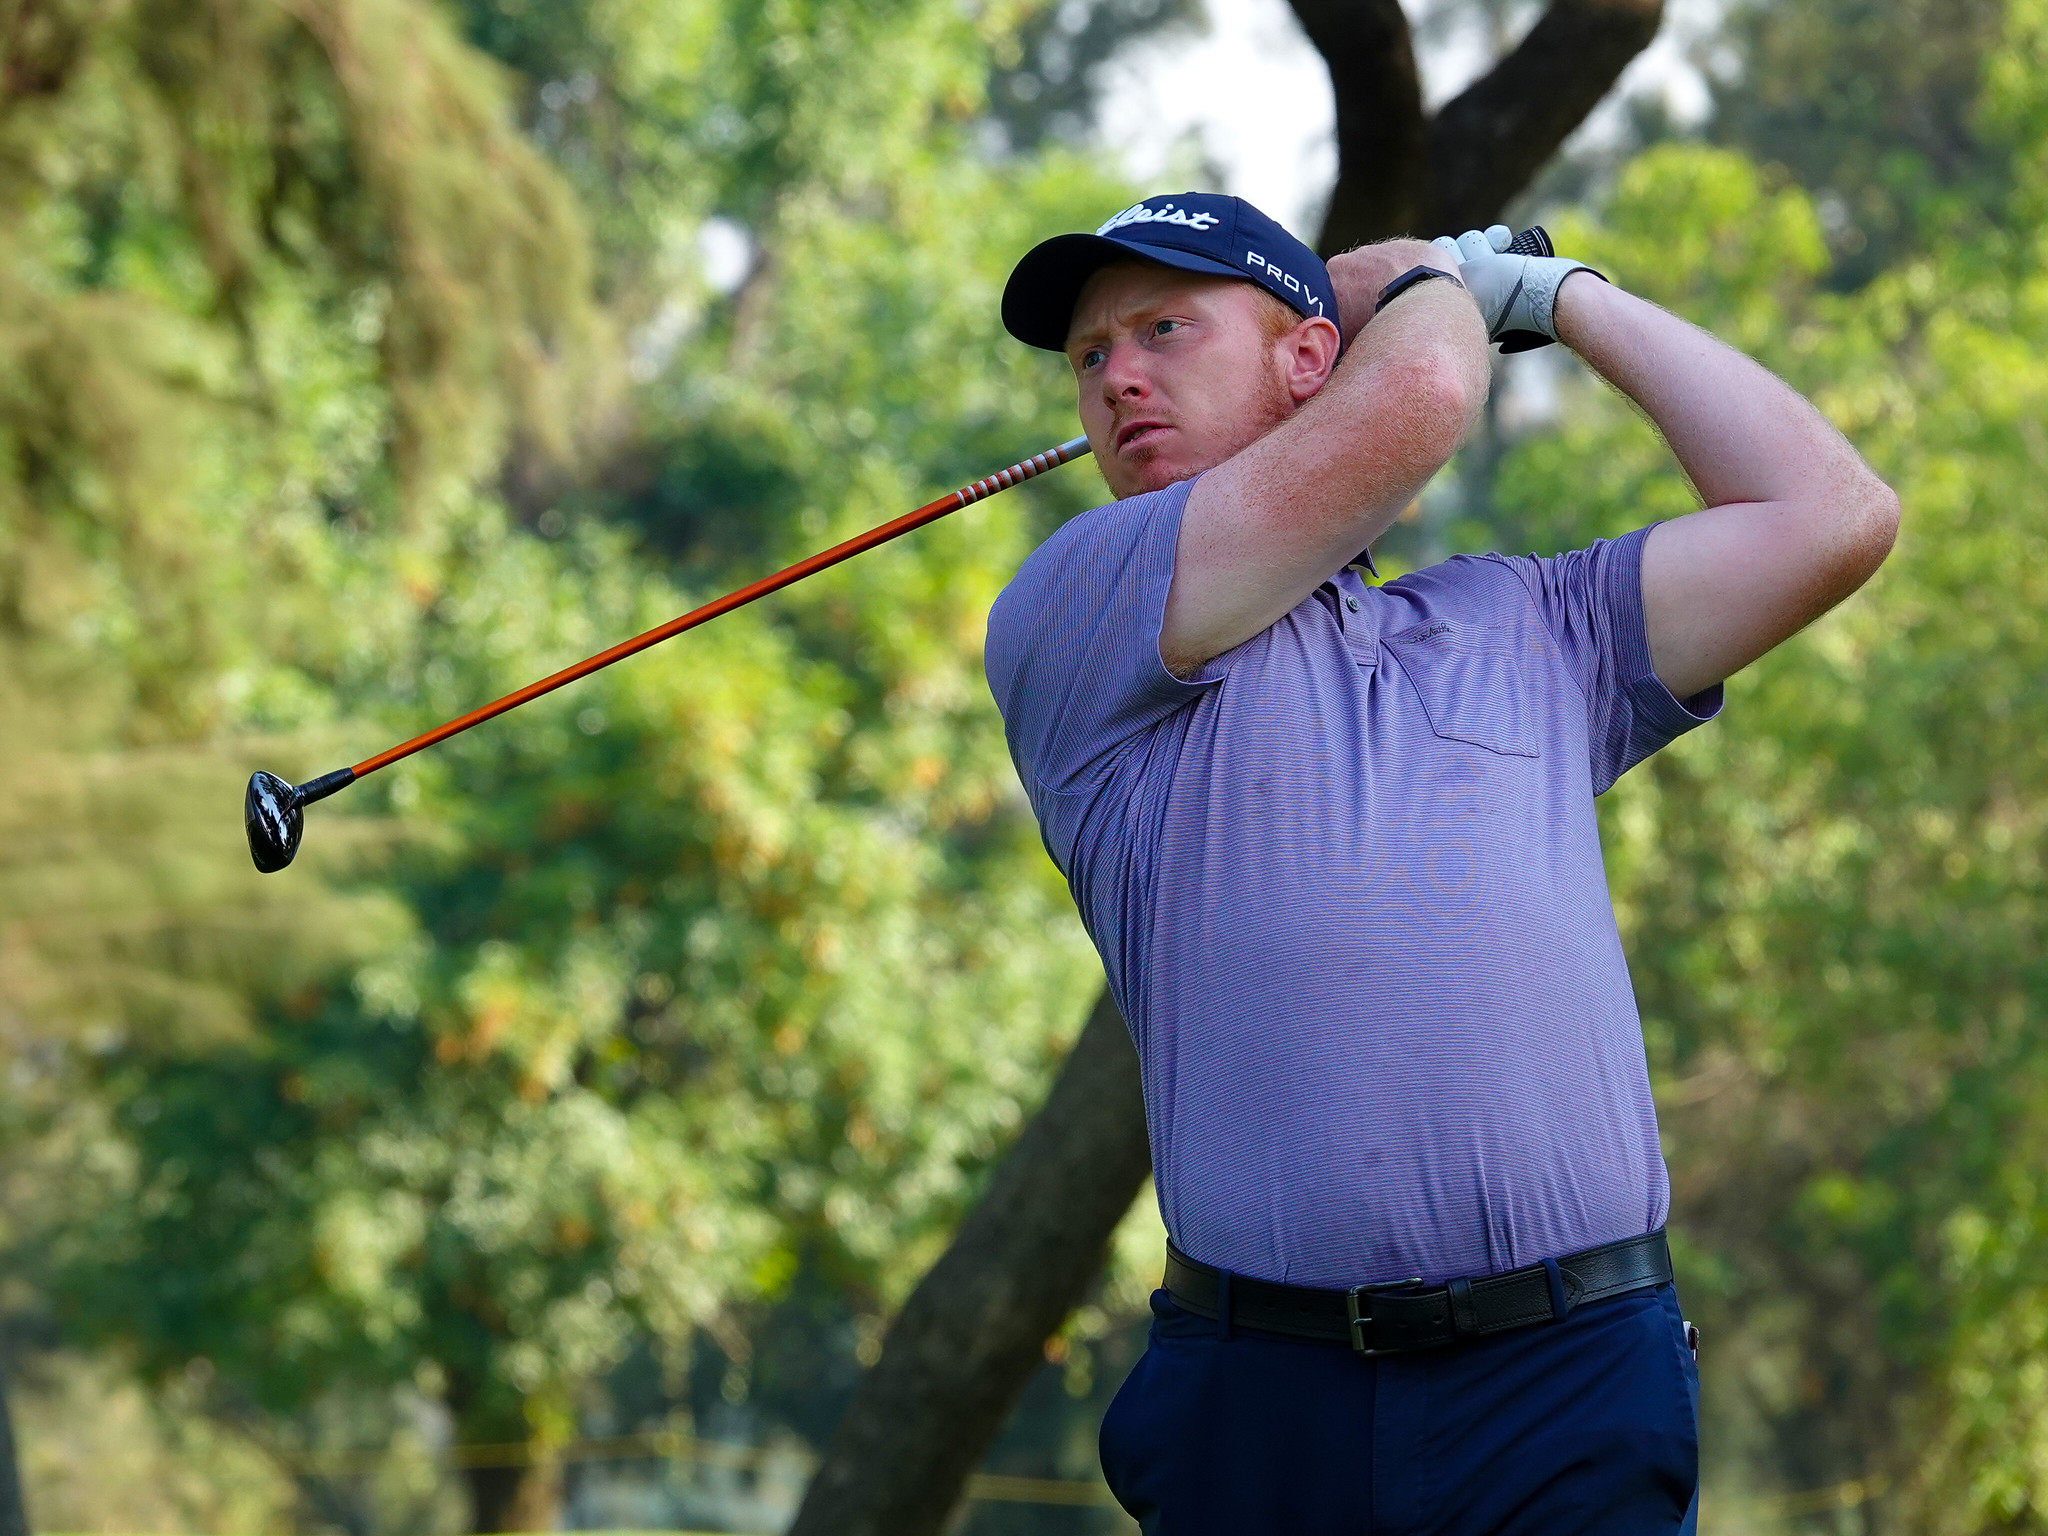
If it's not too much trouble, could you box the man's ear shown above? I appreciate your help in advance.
[1282,315,1343,403]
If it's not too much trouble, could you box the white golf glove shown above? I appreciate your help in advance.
[1431,225,1602,352]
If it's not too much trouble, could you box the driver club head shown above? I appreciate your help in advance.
[232,440,1091,876]
[244,765,358,872]
[245,771,303,872]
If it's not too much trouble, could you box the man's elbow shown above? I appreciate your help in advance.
[1845,471,1901,586]
[1397,339,1490,458]
[1776,463,1899,618]
[1804,469,1899,610]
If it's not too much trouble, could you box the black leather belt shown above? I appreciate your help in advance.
[1164,1228,1673,1356]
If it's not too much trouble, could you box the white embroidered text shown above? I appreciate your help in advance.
[1096,202,1221,236]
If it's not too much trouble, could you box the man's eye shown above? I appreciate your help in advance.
[1152,319,1180,338]
[1081,348,1107,369]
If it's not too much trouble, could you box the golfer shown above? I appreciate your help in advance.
[985,193,1897,1534]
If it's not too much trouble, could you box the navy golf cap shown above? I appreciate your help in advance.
[1002,191,1336,352]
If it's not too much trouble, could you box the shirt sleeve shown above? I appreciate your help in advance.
[984,478,1217,802]
[1496,524,1722,795]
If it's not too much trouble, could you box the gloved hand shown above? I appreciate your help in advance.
[1431,225,1603,353]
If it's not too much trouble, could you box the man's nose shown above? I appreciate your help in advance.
[1099,340,1150,401]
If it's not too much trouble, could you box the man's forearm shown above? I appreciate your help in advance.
[1554,273,1899,697]
[1554,275,1854,513]
[1316,277,1491,455]
[1218,276,1490,565]
[1166,264,1488,675]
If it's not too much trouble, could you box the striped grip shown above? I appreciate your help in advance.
[956,435,1093,505]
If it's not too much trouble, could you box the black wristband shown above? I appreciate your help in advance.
[1375,265,1466,313]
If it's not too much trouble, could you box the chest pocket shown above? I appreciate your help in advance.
[1382,620,1540,758]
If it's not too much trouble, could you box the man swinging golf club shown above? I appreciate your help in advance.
[985,192,1898,1533]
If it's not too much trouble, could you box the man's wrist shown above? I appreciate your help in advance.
[1375,265,1467,314]
[1329,239,1460,344]
[1551,265,1613,351]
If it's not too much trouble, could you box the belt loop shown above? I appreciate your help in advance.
[1447,1276,1478,1337]
[1216,1270,1233,1342]
[1543,1258,1568,1321]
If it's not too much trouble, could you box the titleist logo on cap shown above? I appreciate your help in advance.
[1002,190,1335,351]
[1096,202,1222,235]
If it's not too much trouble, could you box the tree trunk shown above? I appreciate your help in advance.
[0,1360,29,1536]
[786,986,1150,1536]
[792,5,1671,1530]
[465,1460,559,1534]
[1422,0,1665,236]
[1306,0,1666,255]
[1287,0,1431,243]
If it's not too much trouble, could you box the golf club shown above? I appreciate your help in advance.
[246,435,1093,872]
[1493,224,1560,353]
[246,223,1558,872]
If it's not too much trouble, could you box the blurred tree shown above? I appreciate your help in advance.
[1446,10,2048,1510]
[0,1371,23,1536]
[985,0,1205,154]
[8,0,1122,1530]
[1400,0,2017,570]
[0,0,599,1522]
[1290,0,1667,252]
[1709,0,2007,289]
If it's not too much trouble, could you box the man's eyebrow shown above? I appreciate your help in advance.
[1066,295,1173,355]
[1065,319,1114,356]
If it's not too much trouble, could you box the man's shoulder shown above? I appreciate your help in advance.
[1372,550,1537,620]
[985,477,1199,699]
[1375,534,1649,618]
[1003,479,1194,585]
[989,480,1193,643]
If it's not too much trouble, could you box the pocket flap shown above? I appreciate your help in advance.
[1383,621,1539,758]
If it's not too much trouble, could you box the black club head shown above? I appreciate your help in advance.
[245,770,303,873]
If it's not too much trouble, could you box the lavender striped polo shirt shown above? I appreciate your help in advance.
[985,477,1720,1289]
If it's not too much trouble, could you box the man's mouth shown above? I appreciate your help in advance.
[1115,420,1170,453]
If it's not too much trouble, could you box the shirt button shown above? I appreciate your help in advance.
[1345,595,1360,612]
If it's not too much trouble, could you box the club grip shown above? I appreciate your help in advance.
[1497,225,1559,352]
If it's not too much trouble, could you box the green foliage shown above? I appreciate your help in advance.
[2,0,1120,1519]
[985,0,1203,153]
[12,1352,302,1533]
[25,0,2048,1529]
[1710,0,2008,287]
[1460,68,2048,1518]
[0,0,600,1262]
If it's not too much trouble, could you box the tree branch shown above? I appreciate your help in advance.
[1285,0,1426,255]
[786,986,1151,1536]
[1427,0,1665,232]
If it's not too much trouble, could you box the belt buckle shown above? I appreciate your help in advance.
[1346,1276,1424,1356]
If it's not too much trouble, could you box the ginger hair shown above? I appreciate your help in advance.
[1251,287,1314,343]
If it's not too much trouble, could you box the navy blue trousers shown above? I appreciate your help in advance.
[1099,1282,1699,1536]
